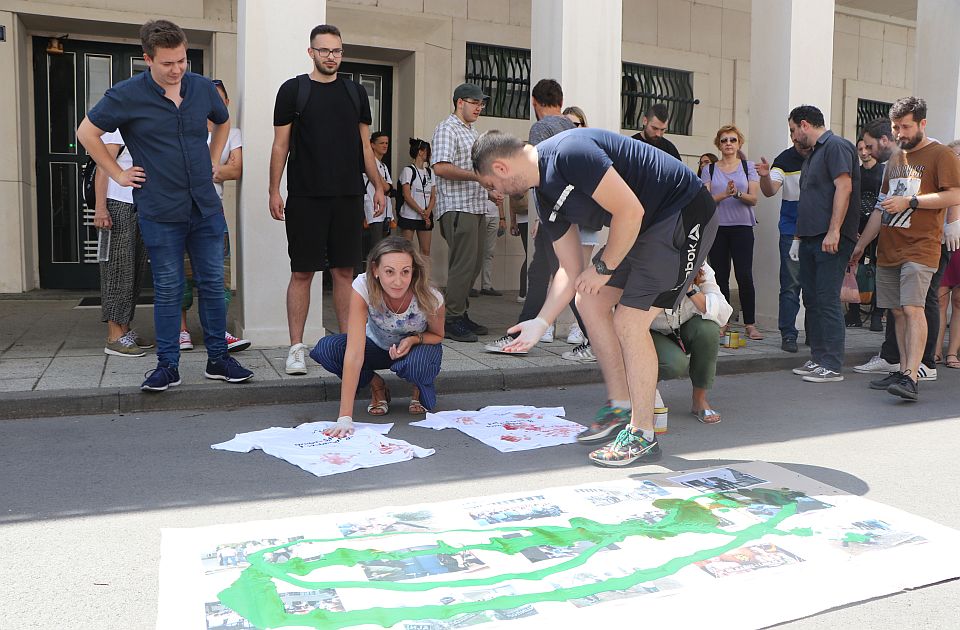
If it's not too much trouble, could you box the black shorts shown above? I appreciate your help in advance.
[284,195,363,272]
[603,185,717,310]
[397,215,434,231]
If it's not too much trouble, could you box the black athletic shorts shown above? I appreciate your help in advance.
[284,195,363,272]
[602,185,717,310]
[397,215,434,231]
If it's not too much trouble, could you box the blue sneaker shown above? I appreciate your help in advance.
[205,355,254,383]
[141,363,181,392]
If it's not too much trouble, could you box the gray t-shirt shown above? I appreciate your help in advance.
[796,129,861,242]
[529,115,576,146]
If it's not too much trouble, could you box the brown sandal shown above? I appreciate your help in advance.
[408,387,427,414]
[946,354,960,369]
[367,376,391,416]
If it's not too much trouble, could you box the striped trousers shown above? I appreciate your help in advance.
[310,334,443,410]
[100,199,148,325]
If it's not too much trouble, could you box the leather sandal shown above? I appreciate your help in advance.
[945,354,960,369]
[367,377,391,416]
[408,387,427,414]
[692,408,721,424]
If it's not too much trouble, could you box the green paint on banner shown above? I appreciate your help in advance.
[843,532,872,543]
[217,489,815,629]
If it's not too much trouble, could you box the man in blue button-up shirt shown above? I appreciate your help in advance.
[78,19,254,392]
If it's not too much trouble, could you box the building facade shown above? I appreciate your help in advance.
[0,0,955,344]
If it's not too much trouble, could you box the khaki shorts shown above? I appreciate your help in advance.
[876,262,936,308]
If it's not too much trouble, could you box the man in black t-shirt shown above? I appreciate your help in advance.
[630,103,682,161]
[472,128,717,468]
[269,24,385,376]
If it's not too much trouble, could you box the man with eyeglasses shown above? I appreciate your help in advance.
[270,24,386,375]
[631,103,682,161]
[431,83,499,342]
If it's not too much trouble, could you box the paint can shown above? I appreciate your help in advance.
[655,388,668,434]
[728,331,740,348]
[738,336,747,347]
[720,332,730,346]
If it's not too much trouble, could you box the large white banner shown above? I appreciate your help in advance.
[158,462,960,629]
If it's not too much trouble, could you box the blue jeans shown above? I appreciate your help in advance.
[138,205,228,366]
[778,234,802,341]
[799,234,853,371]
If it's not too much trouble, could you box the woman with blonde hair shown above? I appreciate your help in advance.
[700,124,763,340]
[562,106,587,128]
[311,237,445,436]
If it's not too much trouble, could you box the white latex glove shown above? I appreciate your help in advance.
[944,219,960,252]
[323,416,355,438]
[504,317,549,353]
[789,239,800,262]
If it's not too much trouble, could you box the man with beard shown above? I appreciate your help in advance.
[787,105,860,384]
[471,128,716,467]
[851,97,960,400]
[270,24,385,375]
[631,103,682,161]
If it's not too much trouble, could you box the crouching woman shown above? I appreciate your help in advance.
[651,263,732,425]
[311,237,444,437]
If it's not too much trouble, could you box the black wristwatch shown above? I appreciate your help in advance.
[594,259,616,275]
[686,286,700,298]
[909,195,919,210]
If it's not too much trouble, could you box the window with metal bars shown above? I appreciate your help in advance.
[621,62,697,135]
[856,98,892,138]
[464,43,530,120]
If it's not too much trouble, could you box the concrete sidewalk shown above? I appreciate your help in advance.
[0,290,883,419]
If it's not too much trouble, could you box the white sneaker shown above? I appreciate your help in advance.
[562,343,596,363]
[225,331,251,352]
[540,324,555,343]
[853,355,900,374]
[566,324,585,345]
[803,366,844,383]
[179,330,193,351]
[484,334,527,354]
[516,294,526,303]
[917,364,937,381]
[792,360,819,376]
[286,343,308,375]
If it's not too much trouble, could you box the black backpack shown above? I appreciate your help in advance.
[289,73,365,163]
[81,145,124,209]
[708,159,750,182]
[396,164,432,212]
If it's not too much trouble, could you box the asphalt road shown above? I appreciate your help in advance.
[1,368,959,629]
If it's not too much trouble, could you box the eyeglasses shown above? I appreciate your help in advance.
[719,137,739,144]
[212,79,224,86]
[311,47,344,58]
[573,121,583,127]
[462,98,486,110]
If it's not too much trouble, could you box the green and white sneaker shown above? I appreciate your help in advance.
[588,427,662,467]
[576,402,631,444]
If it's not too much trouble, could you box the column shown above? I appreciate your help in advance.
[236,0,326,345]
[530,0,622,132]
[914,0,960,142]
[749,0,835,332]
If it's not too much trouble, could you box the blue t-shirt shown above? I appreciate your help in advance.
[86,71,229,223]
[534,128,704,241]
[770,146,805,236]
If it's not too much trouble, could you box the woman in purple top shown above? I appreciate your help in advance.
[701,125,763,340]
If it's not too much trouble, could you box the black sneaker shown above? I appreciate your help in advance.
[869,371,902,390]
[468,288,480,298]
[887,372,919,401]
[445,317,478,342]
[141,363,181,392]
[462,312,488,336]
[205,355,254,383]
[480,287,503,296]
[781,338,798,353]
[576,403,631,444]
[869,314,884,332]
[588,427,662,467]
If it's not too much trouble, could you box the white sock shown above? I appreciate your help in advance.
[640,429,655,442]
[611,399,632,410]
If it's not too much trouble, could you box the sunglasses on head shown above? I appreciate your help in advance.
[719,137,739,144]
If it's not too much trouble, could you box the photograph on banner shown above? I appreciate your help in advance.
[695,543,805,579]
[668,467,768,493]
[466,495,566,525]
[337,509,437,537]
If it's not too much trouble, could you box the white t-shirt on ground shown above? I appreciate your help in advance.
[398,164,434,221]
[207,128,242,201]
[411,405,582,453]
[101,131,134,204]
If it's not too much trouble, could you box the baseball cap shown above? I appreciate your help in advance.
[453,83,488,102]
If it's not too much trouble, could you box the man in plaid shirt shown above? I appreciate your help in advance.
[432,83,501,342]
